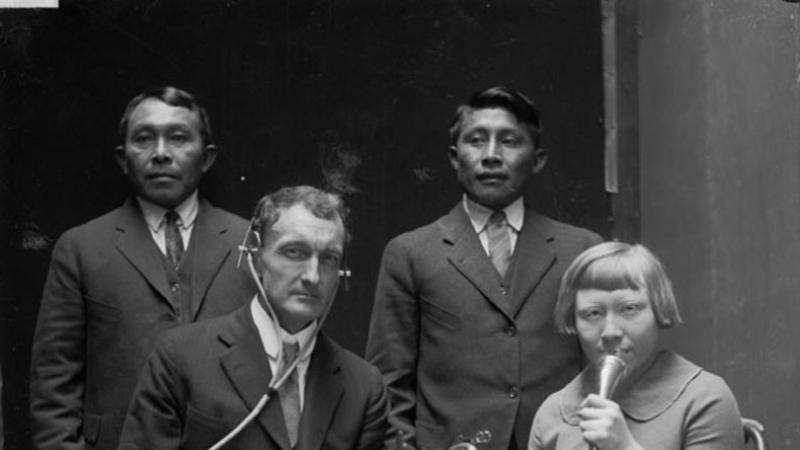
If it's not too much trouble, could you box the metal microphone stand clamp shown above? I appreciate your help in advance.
[389,430,492,450]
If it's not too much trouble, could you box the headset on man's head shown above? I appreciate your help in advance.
[236,217,352,287]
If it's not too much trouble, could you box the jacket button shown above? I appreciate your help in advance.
[509,385,519,399]
[505,325,516,337]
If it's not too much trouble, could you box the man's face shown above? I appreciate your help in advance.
[115,98,216,209]
[259,204,345,333]
[449,107,546,209]
[574,288,660,380]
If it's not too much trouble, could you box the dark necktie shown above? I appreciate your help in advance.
[487,211,511,278]
[164,210,184,268]
[279,341,301,447]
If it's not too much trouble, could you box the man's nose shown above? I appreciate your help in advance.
[481,138,502,164]
[301,257,321,285]
[151,137,171,161]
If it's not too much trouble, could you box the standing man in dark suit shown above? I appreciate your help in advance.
[30,86,256,450]
[118,185,389,450]
[366,87,603,450]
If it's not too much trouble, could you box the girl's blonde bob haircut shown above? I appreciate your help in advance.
[554,241,683,335]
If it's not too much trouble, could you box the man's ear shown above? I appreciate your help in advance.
[114,146,129,174]
[531,147,548,175]
[201,144,218,173]
[448,145,460,171]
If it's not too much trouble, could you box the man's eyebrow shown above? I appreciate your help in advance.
[275,237,307,246]
[130,122,193,130]
[461,127,488,135]
[129,123,154,131]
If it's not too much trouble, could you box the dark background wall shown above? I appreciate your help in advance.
[0,1,607,447]
[636,1,800,448]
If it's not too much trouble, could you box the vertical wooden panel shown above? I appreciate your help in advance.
[638,1,800,447]
[608,0,641,241]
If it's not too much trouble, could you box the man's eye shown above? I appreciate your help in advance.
[282,247,307,260]
[169,133,189,144]
[502,136,522,146]
[465,134,485,146]
[320,254,341,267]
[132,134,154,146]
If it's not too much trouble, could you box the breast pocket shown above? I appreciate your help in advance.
[420,295,461,331]
[85,297,122,322]
[181,404,230,449]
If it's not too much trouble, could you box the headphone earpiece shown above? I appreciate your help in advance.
[236,219,262,269]
[338,263,352,292]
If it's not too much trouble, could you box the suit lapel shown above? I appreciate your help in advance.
[190,199,234,319]
[441,204,512,318]
[219,307,292,450]
[295,335,343,450]
[507,211,556,317]
[114,198,175,308]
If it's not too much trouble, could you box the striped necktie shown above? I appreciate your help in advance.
[164,210,184,268]
[487,211,511,278]
[279,341,301,447]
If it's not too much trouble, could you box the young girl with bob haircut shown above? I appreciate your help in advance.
[528,241,744,450]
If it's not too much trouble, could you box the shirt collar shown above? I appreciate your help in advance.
[558,350,703,424]
[462,195,524,234]
[250,297,317,363]
[137,190,199,233]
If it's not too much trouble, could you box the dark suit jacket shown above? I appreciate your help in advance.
[30,198,257,450]
[365,203,602,450]
[118,305,389,450]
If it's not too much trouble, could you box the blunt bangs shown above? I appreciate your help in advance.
[576,254,646,292]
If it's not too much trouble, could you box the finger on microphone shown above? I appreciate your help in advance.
[581,393,614,408]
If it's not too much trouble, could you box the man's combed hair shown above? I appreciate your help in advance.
[449,86,542,148]
[118,86,214,146]
[554,241,683,334]
[251,185,349,245]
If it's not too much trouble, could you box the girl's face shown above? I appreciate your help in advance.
[574,288,660,381]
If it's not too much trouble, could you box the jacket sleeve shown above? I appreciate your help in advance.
[365,237,419,447]
[356,365,391,450]
[30,232,88,450]
[117,337,183,450]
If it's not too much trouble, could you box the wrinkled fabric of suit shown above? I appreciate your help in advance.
[118,306,389,450]
[30,198,257,450]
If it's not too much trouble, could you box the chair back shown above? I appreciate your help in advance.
[743,417,767,450]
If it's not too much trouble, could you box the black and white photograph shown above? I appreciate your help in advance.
[1,1,798,449]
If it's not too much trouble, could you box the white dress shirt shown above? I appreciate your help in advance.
[137,190,199,255]
[250,297,317,408]
[462,195,524,256]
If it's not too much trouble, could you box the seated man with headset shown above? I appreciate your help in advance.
[118,185,389,450]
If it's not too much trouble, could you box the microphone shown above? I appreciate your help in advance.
[596,354,626,399]
[588,355,627,450]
